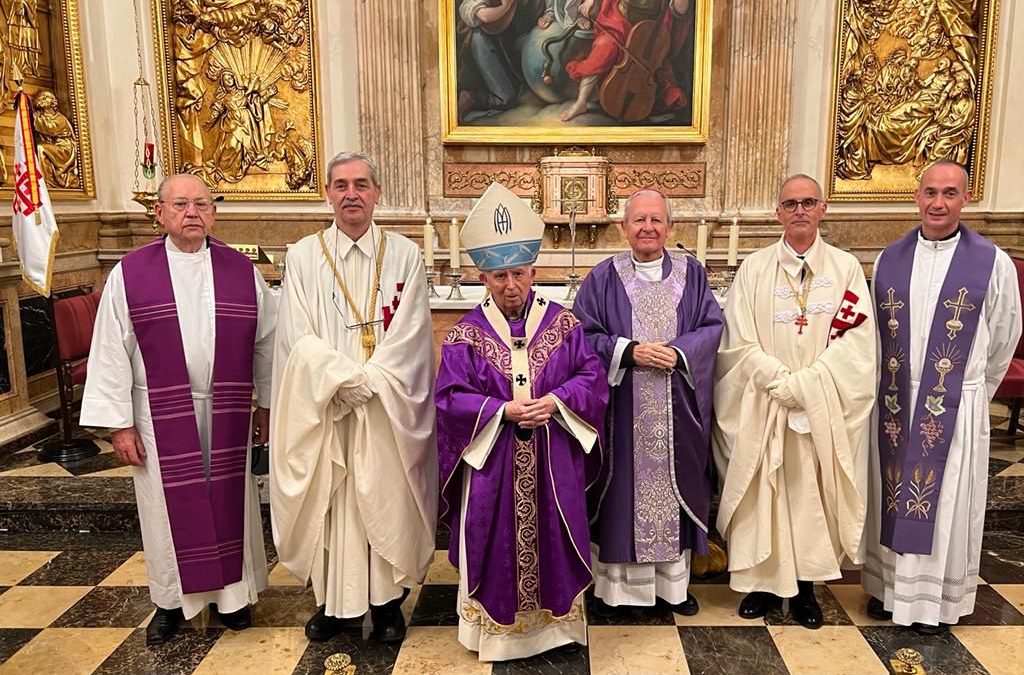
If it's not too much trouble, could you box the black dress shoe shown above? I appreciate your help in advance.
[866,596,893,621]
[216,605,252,631]
[305,605,349,642]
[146,606,185,646]
[666,593,700,617]
[789,588,823,630]
[589,596,621,619]
[913,622,949,636]
[369,589,410,644]
[738,591,782,619]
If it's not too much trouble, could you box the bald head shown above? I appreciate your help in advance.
[919,160,968,193]
[915,160,971,240]
[157,173,212,202]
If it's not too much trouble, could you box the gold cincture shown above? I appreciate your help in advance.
[318,230,386,360]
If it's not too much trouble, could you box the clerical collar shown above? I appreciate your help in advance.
[165,235,208,254]
[632,254,663,268]
[918,226,961,243]
[778,234,820,279]
[331,221,378,259]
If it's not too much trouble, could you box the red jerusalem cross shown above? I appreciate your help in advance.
[840,304,856,320]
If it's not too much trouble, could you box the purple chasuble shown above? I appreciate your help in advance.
[573,251,724,564]
[874,226,995,555]
[436,296,608,626]
[122,237,257,593]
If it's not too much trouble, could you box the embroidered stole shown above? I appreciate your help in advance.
[874,227,995,555]
[613,251,687,563]
[122,237,258,593]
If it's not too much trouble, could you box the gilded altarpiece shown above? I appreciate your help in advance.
[827,0,998,201]
[151,0,323,200]
[0,0,94,199]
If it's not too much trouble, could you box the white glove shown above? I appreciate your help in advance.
[335,381,374,408]
[766,377,799,409]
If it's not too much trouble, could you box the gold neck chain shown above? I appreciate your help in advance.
[783,267,814,334]
[318,229,387,359]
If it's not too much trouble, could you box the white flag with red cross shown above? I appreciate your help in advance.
[11,91,59,296]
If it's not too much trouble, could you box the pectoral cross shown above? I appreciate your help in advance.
[795,313,808,335]
[943,287,975,340]
[881,287,905,339]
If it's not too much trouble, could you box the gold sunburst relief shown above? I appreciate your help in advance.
[150,0,324,200]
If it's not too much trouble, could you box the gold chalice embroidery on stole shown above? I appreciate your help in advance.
[880,287,905,339]
[929,343,963,394]
[943,287,975,340]
[886,342,905,392]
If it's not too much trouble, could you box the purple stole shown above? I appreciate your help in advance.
[122,237,257,593]
[874,226,995,555]
[613,251,688,563]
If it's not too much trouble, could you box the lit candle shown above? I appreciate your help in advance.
[696,219,708,266]
[449,218,460,270]
[423,216,434,268]
[727,216,739,267]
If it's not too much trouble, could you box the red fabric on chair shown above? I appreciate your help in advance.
[53,292,100,362]
[994,258,1024,434]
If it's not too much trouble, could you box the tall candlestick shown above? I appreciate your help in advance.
[727,216,739,267]
[449,218,460,270]
[696,219,708,266]
[423,216,434,268]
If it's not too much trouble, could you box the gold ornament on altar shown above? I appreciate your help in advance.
[151,0,323,200]
[535,147,614,249]
[0,0,94,197]
[827,0,999,201]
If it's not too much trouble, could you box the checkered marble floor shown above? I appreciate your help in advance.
[1,530,1023,675]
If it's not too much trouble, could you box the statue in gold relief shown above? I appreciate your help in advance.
[32,89,80,189]
[6,0,41,77]
[829,0,996,199]
[155,0,320,197]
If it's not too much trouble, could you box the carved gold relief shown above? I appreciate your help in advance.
[152,0,323,200]
[0,1,94,199]
[827,0,998,200]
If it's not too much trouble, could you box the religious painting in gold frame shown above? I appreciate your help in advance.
[440,0,713,145]
[0,0,95,200]
[151,0,324,200]
[826,0,999,201]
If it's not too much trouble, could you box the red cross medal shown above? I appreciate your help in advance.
[795,313,808,335]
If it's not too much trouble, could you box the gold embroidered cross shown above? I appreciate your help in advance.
[943,287,975,339]
[880,287,904,339]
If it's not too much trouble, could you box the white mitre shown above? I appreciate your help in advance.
[461,182,544,272]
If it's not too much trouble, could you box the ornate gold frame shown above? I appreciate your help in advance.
[826,0,999,201]
[439,0,713,145]
[0,0,95,200]
[151,0,325,200]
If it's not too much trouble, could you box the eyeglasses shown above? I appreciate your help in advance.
[162,198,215,213]
[780,198,821,213]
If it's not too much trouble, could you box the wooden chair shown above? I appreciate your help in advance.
[38,291,101,462]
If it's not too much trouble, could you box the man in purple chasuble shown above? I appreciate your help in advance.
[81,174,276,645]
[436,182,608,661]
[572,189,724,619]
[862,161,1021,634]
[713,175,876,630]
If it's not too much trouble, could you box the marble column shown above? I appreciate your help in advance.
[354,0,428,212]
[722,0,799,215]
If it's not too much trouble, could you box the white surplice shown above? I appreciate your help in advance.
[713,234,877,597]
[81,237,275,619]
[862,231,1021,626]
[270,222,437,620]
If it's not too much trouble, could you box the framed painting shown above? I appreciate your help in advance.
[151,0,324,200]
[440,0,713,145]
[0,0,95,199]
[826,0,999,201]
